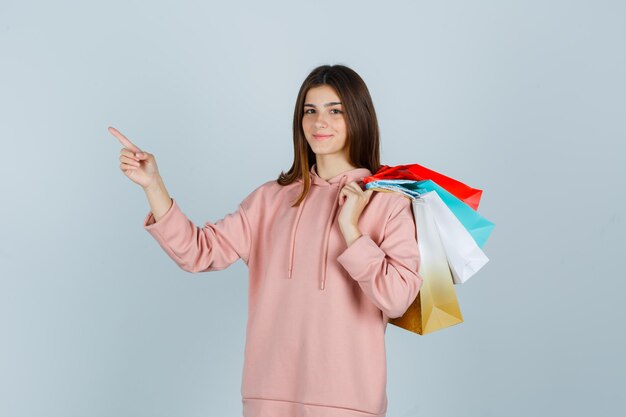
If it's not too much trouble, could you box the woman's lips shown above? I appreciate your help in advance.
[313,134,333,141]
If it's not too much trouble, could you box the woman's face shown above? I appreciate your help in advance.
[302,85,349,160]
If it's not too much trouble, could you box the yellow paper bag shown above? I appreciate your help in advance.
[388,196,464,335]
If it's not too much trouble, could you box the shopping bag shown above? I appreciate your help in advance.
[386,195,464,335]
[366,179,495,249]
[363,163,483,211]
[419,191,489,284]
[366,182,489,283]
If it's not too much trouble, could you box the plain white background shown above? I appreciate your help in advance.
[1,1,624,416]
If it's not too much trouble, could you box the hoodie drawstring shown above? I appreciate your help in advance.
[320,174,348,290]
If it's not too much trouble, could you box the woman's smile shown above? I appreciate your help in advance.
[313,134,333,141]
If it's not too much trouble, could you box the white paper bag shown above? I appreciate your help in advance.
[419,191,489,284]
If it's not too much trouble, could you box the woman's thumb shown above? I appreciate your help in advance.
[135,151,147,160]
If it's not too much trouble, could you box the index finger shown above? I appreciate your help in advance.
[108,126,143,153]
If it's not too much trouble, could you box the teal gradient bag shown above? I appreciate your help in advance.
[365,179,495,248]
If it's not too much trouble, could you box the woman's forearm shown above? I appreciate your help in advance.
[143,176,173,223]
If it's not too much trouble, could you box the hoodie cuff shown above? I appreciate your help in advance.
[143,198,177,230]
[336,234,385,282]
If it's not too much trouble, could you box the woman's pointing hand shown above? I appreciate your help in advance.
[109,126,161,190]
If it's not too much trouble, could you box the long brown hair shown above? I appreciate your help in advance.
[277,64,382,207]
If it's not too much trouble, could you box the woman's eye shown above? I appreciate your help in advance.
[303,108,342,114]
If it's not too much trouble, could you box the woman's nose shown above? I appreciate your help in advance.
[315,112,328,127]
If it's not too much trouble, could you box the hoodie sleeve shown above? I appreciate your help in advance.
[142,188,259,273]
[336,196,423,319]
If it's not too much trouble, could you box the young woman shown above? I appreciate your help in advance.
[111,64,423,417]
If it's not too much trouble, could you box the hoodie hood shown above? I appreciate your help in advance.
[291,163,373,290]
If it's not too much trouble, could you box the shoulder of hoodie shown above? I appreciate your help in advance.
[367,189,414,223]
[237,178,296,211]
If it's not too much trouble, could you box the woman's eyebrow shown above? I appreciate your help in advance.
[304,101,342,108]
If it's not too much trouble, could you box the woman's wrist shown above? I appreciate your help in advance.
[143,176,172,222]
[340,223,362,247]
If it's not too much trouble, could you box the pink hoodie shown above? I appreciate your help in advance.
[143,163,423,417]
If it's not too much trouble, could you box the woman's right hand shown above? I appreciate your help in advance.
[109,126,161,190]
